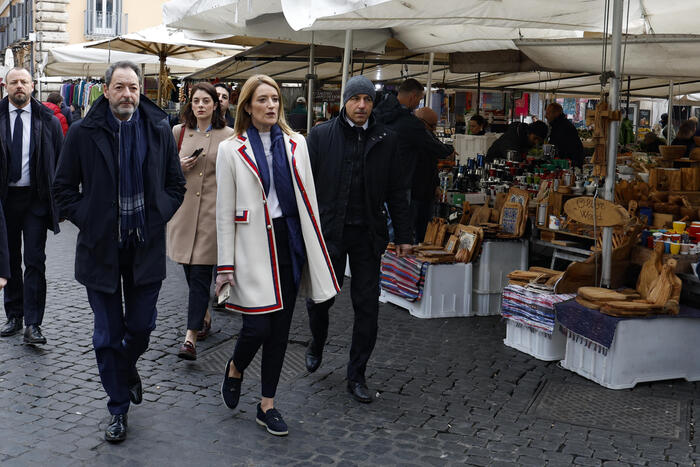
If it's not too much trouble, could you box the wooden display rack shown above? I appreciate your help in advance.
[585,100,622,177]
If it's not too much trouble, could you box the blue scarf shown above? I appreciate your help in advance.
[247,124,306,288]
[107,107,147,247]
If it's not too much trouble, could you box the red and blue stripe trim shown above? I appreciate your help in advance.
[291,156,341,293]
[217,265,234,273]
[235,210,249,222]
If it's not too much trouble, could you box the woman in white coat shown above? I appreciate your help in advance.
[215,75,338,436]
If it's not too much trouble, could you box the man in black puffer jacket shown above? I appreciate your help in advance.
[305,76,412,404]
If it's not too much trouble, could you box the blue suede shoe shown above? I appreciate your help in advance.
[256,403,289,436]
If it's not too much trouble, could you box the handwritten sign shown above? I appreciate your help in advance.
[564,197,629,227]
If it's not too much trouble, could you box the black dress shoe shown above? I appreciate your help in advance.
[127,367,142,405]
[305,340,323,373]
[347,381,373,403]
[220,359,243,409]
[1,317,23,337]
[105,414,128,442]
[23,325,47,344]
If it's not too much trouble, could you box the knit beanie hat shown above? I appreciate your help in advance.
[343,76,376,106]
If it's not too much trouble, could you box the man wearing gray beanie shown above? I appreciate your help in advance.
[304,75,412,404]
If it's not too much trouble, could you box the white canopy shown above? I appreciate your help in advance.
[44,41,229,77]
[162,0,390,53]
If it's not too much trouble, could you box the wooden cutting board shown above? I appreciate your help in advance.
[578,287,629,302]
[575,296,601,310]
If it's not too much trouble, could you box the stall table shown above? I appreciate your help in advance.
[556,300,700,389]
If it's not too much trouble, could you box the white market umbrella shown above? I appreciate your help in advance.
[87,25,244,106]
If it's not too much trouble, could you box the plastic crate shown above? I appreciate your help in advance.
[380,263,473,319]
[472,240,529,316]
[560,317,700,389]
[503,320,566,361]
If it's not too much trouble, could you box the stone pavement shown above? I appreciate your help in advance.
[0,223,697,466]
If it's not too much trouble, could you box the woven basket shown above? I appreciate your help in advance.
[659,145,686,160]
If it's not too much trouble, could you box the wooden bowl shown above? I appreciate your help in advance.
[659,145,686,160]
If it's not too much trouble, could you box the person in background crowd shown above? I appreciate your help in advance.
[169,83,234,360]
[641,132,665,153]
[486,120,548,162]
[59,96,72,127]
[43,92,69,135]
[70,104,81,123]
[290,96,307,115]
[0,68,63,344]
[412,107,454,242]
[216,74,338,436]
[287,96,308,132]
[454,114,466,135]
[373,78,428,192]
[469,114,487,135]
[659,113,669,139]
[304,75,412,404]
[214,83,235,128]
[545,102,584,167]
[671,119,696,156]
[53,61,186,442]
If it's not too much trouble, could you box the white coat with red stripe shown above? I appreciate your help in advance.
[215,130,339,314]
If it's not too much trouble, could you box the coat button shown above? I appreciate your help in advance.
[263,199,267,205]
[196,192,200,196]
[199,172,203,176]
[266,225,272,230]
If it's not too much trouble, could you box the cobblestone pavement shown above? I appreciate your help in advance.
[0,223,697,466]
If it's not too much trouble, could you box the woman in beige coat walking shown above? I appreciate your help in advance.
[168,82,234,360]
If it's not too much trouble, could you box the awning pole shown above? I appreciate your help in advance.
[601,0,624,288]
[340,30,353,103]
[306,32,315,132]
[476,72,481,114]
[668,80,674,141]
[425,52,435,108]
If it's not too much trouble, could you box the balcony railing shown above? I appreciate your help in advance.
[84,9,127,38]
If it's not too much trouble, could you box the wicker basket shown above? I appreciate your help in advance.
[659,145,686,160]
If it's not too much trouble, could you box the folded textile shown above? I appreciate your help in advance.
[380,252,429,302]
[501,284,575,334]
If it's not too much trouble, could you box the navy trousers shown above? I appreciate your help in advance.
[306,225,381,385]
[182,264,214,331]
[232,218,298,398]
[86,248,161,415]
[3,187,49,326]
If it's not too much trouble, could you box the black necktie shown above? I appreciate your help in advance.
[9,108,23,183]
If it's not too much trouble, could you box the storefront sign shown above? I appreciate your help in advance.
[564,197,629,227]
[314,89,340,102]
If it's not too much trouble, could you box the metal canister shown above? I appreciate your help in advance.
[538,201,548,225]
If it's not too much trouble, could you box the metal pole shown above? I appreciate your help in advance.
[425,52,435,108]
[626,76,631,115]
[306,33,315,132]
[476,72,481,114]
[340,30,353,104]
[668,80,674,141]
[601,0,624,288]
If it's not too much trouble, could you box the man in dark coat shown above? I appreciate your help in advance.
[53,61,186,442]
[304,76,412,404]
[0,67,63,344]
[412,107,454,242]
[546,102,585,167]
[486,120,548,162]
[373,78,427,190]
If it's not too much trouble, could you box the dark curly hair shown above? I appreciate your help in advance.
[182,82,226,130]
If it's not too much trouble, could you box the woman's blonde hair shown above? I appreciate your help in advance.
[233,74,293,137]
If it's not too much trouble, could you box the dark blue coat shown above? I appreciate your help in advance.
[53,95,186,293]
[0,201,8,279]
[0,97,64,232]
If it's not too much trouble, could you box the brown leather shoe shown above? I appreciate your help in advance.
[177,341,196,360]
[197,319,211,341]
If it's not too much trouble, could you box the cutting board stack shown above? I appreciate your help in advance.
[507,267,563,288]
[575,276,681,317]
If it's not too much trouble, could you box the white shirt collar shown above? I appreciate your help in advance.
[345,114,368,130]
[9,100,31,115]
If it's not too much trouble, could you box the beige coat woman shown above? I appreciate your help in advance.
[167,124,234,265]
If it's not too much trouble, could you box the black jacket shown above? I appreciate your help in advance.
[307,110,411,257]
[412,130,453,201]
[60,103,72,126]
[53,95,186,293]
[0,201,9,279]
[549,113,584,167]
[373,93,429,188]
[486,122,532,162]
[0,97,64,232]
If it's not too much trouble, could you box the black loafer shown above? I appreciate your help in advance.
[105,414,128,442]
[305,339,323,373]
[221,359,242,409]
[347,381,373,403]
[23,325,47,344]
[1,317,23,337]
[127,367,142,405]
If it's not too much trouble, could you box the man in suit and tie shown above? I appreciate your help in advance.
[54,61,186,442]
[0,67,63,344]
